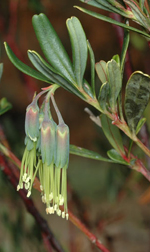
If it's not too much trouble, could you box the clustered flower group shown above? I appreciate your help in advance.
[17,86,69,220]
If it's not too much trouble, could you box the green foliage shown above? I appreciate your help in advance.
[125,71,150,135]
[66,17,88,88]
[75,6,150,38]
[70,144,113,162]
[0,98,12,116]
[107,149,129,165]
[100,114,125,155]
[106,59,122,113]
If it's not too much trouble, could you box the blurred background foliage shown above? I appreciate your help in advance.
[1,0,150,252]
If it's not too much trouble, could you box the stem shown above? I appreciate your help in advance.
[51,95,64,125]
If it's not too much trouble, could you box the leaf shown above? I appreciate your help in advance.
[98,82,109,112]
[75,6,150,38]
[95,0,129,17]
[0,97,12,115]
[124,0,150,30]
[95,60,107,84]
[139,0,145,11]
[107,149,129,165]
[87,40,95,96]
[125,71,150,134]
[4,42,50,83]
[120,24,130,74]
[112,54,120,66]
[101,114,125,155]
[66,17,88,88]
[106,59,122,113]
[80,0,130,17]
[32,13,76,84]
[136,117,146,135]
[83,80,94,98]
[28,50,85,100]
[80,0,114,11]
[0,63,3,81]
[70,144,113,162]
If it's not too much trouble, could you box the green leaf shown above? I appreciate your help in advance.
[4,42,50,83]
[95,60,107,84]
[75,6,150,38]
[101,114,125,155]
[70,144,113,162]
[28,50,85,100]
[87,40,95,96]
[136,117,146,135]
[125,71,150,134]
[124,0,150,30]
[139,0,145,11]
[32,13,76,84]
[80,0,113,11]
[120,24,130,74]
[80,0,130,17]
[66,17,88,88]
[0,63,3,81]
[107,149,129,165]
[0,97,12,115]
[106,59,122,113]
[83,79,94,98]
[112,54,120,66]
[95,0,129,17]
[98,82,109,112]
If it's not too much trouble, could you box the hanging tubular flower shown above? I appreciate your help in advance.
[51,95,70,220]
[25,100,39,142]
[17,85,70,220]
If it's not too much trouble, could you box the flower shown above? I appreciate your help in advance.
[17,87,70,220]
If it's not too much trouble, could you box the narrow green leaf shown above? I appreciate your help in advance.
[4,42,50,83]
[80,0,114,11]
[125,71,150,134]
[95,0,130,17]
[75,6,150,38]
[66,17,87,88]
[70,144,113,162]
[0,63,3,81]
[95,60,107,84]
[98,82,109,112]
[83,80,94,98]
[106,59,122,113]
[112,54,120,66]
[101,114,125,154]
[107,149,129,165]
[28,50,85,100]
[32,13,76,84]
[120,23,130,74]
[124,0,150,30]
[87,40,95,96]
[0,97,12,115]
[136,117,146,135]
[139,0,145,11]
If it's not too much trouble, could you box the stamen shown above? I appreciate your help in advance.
[66,213,69,220]
[62,212,65,218]
[27,191,31,197]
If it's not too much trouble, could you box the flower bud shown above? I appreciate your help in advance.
[41,118,56,165]
[55,123,69,168]
[25,101,39,142]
